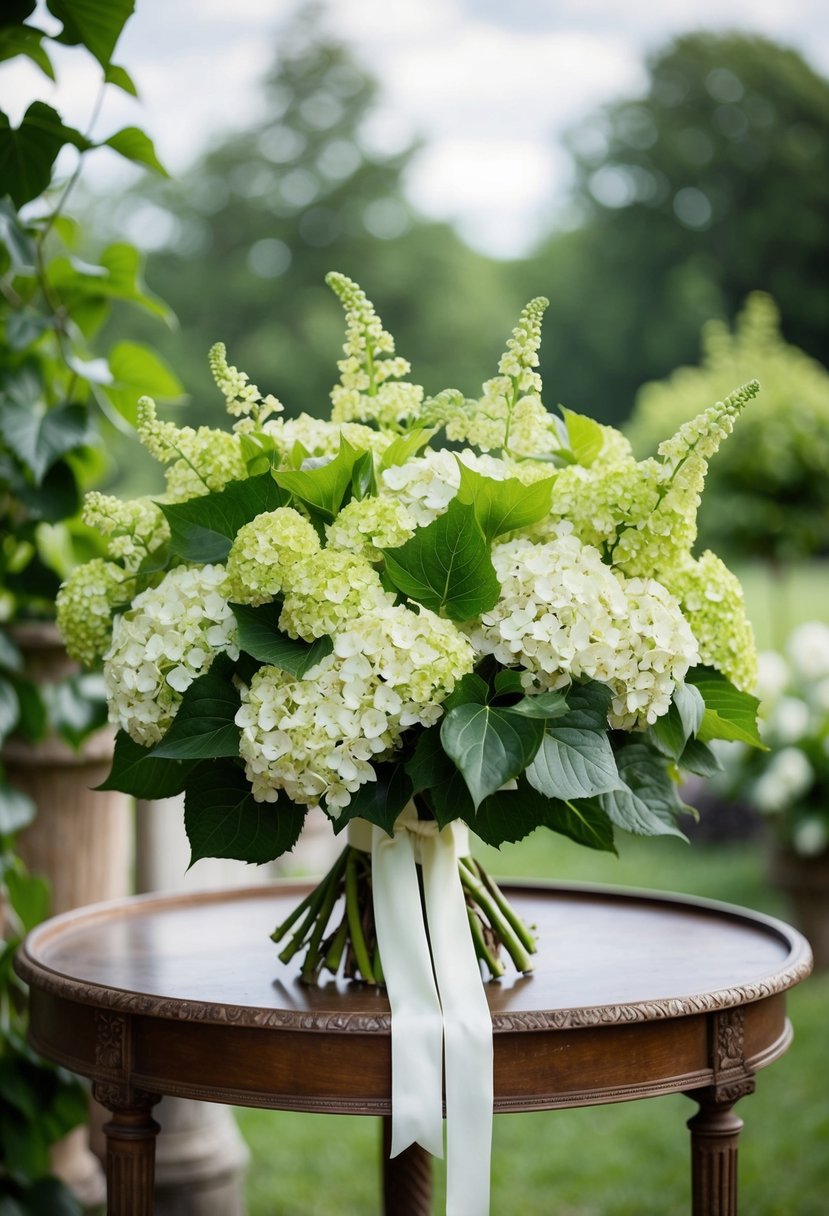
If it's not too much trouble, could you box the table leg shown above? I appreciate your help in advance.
[381,1117,433,1216]
[686,1088,748,1216]
[96,1089,160,1216]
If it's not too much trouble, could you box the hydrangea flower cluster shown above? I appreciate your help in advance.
[60,272,762,868]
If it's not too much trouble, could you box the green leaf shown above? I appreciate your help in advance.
[440,702,543,808]
[544,796,617,854]
[184,759,305,865]
[471,778,550,846]
[650,682,705,760]
[16,457,81,522]
[0,2,36,28]
[508,689,569,719]
[455,461,556,540]
[0,631,22,672]
[96,730,196,798]
[556,680,613,731]
[525,721,620,801]
[350,449,377,500]
[150,661,241,761]
[0,101,90,206]
[7,676,47,743]
[231,602,332,677]
[378,427,436,471]
[383,499,500,620]
[103,125,167,175]
[0,197,36,269]
[686,666,765,748]
[0,24,55,80]
[561,407,604,466]
[428,766,473,830]
[47,242,170,320]
[0,785,36,836]
[0,401,90,483]
[104,62,137,94]
[42,673,107,748]
[102,340,184,424]
[161,472,288,563]
[405,725,450,793]
[493,669,524,697]
[46,0,135,67]
[273,436,364,522]
[594,742,688,840]
[442,671,489,712]
[4,867,50,933]
[331,762,412,835]
[6,309,51,349]
[23,1175,85,1216]
[678,737,723,778]
[0,677,19,744]
[0,1104,49,1182]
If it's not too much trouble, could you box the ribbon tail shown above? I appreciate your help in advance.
[421,826,494,1216]
[371,824,444,1159]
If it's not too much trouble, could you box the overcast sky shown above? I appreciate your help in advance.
[6,0,829,256]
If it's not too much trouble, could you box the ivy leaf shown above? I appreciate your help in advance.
[0,101,89,207]
[47,242,170,321]
[161,472,288,563]
[17,459,81,522]
[273,436,364,522]
[455,461,556,540]
[332,762,413,836]
[686,666,765,748]
[104,62,137,94]
[184,760,305,865]
[103,340,184,425]
[561,407,604,466]
[150,661,241,761]
[0,402,90,483]
[231,602,333,677]
[0,24,55,81]
[383,499,500,620]
[46,0,135,68]
[651,682,706,760]
[104,126,167,175]
[378,427,436,471]
[525,721,621,801]
[96,730,196,798]
[440,702,543,808]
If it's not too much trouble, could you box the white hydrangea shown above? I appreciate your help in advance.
[381,449,513,526]
[467,525,699,729]
[787,621,829,681]
[752,746,814,813]
[236,602,474,811]
[104,564,238,746]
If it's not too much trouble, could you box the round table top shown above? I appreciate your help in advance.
[17,881,813,1034]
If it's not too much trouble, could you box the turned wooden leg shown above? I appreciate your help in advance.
[95,1089,160,1216]
[687,1089,747,1216]
[381,1116,433,1216]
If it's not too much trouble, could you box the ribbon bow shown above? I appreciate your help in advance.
[349,805,493,1215]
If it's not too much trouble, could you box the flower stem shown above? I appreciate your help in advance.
[345,848,376,984]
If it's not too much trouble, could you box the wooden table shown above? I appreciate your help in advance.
[15,881,812,1215]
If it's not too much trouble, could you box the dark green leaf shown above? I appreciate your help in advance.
[526,721,620,800]
[150,662,241,761]
[96,730,196,798]
[104,62,137,94]
[493,669,524,697]
[0,23,54,77]
[231,602,332,676]
[0,2,36,28]
[455,461,556,540]
[678,737,723,778]
[7,676,47,742]
[0,102,89,207]
[0,401,90,483]
[593,742,688,840]
[273,436,364,522]
[556,680,613,731]
[405,725,451,793]
[0,197,36,269]
[331,762,412,835]
[470,778,549,846]
[184,760,305,865]
[651,682,706,760]
[686,666,765,748]
[6,309,51,349]
[440,702,543,808]
[427,766,473,830]
[509,689,569,719]
[37,1069,88,1142]
[378,427,436,471]
[545,797,617,853]
[0,1056,40,1119]
[161,472,288,563]
[0,1105,49,1182]
[16,458,81,522]
[23,1176,84,1216]
[46,0,135,67]
[383,499,500,620]
[104,125,167,175]
[441,671,488,712]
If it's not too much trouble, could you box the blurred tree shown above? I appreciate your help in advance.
[519,32,829,425]
[627,293,829,563]
[103,3,517,437]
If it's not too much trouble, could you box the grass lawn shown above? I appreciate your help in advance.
[235,832,828,1215]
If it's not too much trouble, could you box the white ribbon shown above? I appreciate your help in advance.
[349,806,493,1215]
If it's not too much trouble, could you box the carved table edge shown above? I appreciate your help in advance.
[15,948,813,1034]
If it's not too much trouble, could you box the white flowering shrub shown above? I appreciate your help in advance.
[715,621,829,857]
[60,272,764,868]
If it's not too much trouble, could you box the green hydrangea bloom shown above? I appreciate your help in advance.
[56,559,126,667]
[226,508,321,605]
[137,396,245,501]
[661,551,757,692]
[279,549,392,641]
[208,341,283,430]
[82,492,169,573]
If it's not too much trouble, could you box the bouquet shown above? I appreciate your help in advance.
[58,272,764,983]
[714,621,829,858]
